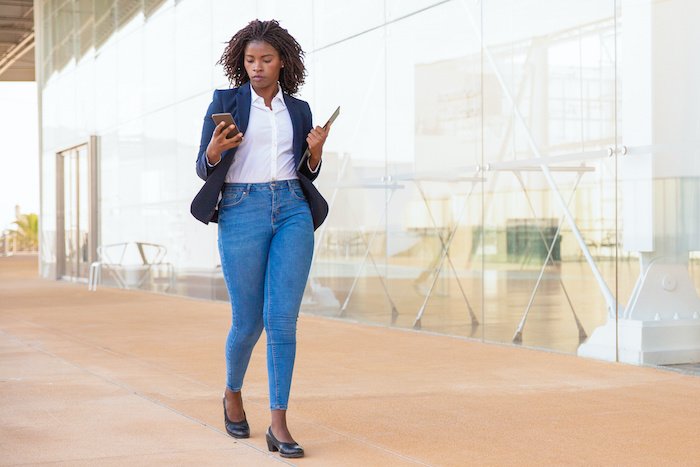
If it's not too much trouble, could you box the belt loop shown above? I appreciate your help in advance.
[245,183,251,193]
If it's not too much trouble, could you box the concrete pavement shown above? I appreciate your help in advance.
[2,254,700,466]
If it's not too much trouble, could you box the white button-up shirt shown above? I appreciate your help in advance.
[219,83,297,183]
[207,83,320,180]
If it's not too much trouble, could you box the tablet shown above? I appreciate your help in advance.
[297,106,340,171]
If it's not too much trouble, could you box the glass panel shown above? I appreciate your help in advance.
[63,151,77,278]
[143,3,175,113]
[312,0,385,48]
[174,0,212,101]
[116,25,143,123]
[77,146,90,278]
[482,0,617,355]
[58,145,90,281]
[35,0,700,368]
[77,0,94,58]
[41,3,53,82]
[385,0,445,20]
[40,150,57,278]
[304,27,388,321]
[94,0,116,50]
[385,0,482,335]
[53,0,76,73]
[144,0,168,18]
[117,0,142,27]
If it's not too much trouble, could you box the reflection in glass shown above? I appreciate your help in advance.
[481,0,617,353]
[63,150,76,277]
[36,0,700,366]
[305,27,388,322]
[61,146,90,280]
[384,1,483,338]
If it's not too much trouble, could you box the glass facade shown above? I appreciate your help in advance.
[36,0,700,366]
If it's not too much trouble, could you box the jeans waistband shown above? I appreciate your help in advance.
[223,179,301,192]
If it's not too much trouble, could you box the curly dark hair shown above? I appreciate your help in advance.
[217,19,306,95]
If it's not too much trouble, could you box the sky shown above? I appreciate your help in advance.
[0,81,38,231]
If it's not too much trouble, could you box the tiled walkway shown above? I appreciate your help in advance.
[2,255,699,466]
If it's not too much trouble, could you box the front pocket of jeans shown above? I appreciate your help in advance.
[221,190,248,207]
[290,187,306,201]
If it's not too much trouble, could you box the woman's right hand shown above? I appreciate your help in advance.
[206,121,244,165]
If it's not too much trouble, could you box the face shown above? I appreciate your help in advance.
[243,40,283,90]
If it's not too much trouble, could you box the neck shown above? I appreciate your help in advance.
[251,82,279,108]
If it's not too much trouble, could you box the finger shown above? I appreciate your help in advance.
[223,124,237,139]
[215,123,230,140]
[217,129,230,143]
[226,133,243,146]
[310,133,324,144]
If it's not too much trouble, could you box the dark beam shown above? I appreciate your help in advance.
[0,16,34,24]
[0,26,32,33]
[0,1,33,7]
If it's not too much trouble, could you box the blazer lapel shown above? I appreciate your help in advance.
[234,82,252,134]
[219,82,251,165]
[283,93,304,166]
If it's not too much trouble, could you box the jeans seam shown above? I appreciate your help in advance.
[287,179,304,201]
[219,232,239,391]
[265,258,280,409]
[290,189,306,201]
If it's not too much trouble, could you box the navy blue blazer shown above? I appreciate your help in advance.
[190,82,328,230]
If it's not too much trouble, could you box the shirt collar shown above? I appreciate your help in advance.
[250,82,286,109]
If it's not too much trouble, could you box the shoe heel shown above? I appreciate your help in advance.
[266,435,278,452]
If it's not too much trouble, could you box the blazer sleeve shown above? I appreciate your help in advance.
[195,90,222,181]
[297,101,322,182]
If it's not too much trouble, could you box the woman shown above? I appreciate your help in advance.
[191,19,330,459]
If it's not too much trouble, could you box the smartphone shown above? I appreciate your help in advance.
[211,113,240,139]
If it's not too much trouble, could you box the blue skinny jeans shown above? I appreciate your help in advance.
[218,179,314,410]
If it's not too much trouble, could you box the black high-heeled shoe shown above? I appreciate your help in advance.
[265,426,304,458]
[223,397,249,439]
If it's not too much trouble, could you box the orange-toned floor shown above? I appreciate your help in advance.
[1,254,699,466]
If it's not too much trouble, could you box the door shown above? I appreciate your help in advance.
[56,139,98,281]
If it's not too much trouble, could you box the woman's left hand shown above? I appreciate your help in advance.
[306,125,331,168]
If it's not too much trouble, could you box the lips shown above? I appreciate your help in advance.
[252,75,264,81]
